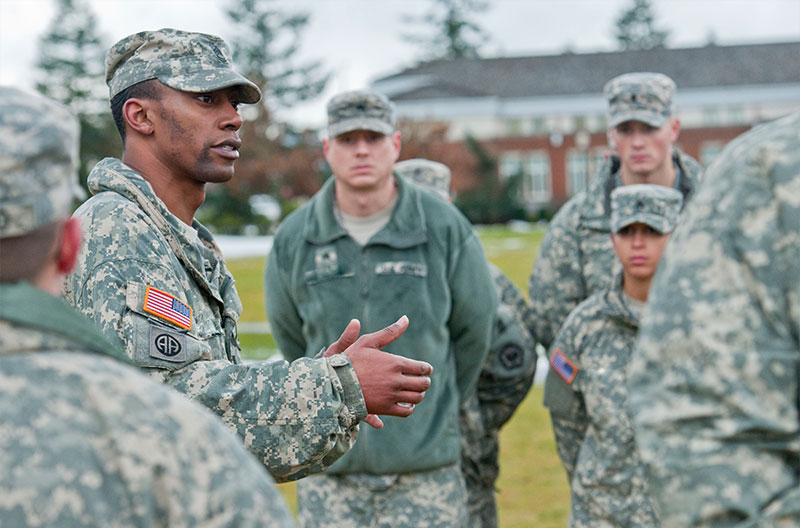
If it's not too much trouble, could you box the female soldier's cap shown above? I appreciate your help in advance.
[611,184,683,234]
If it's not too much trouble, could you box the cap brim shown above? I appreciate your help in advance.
[328,118,393,137]
[608,111,667,129]
[160,70,262,104]
[614,214,673,234]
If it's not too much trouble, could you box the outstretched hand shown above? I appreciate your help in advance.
[325,316,433,429]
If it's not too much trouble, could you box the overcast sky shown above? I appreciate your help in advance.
[2,0,798,126]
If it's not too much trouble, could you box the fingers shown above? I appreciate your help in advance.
[398,357,433,377]
[396,375,431,393]
[324,319,361,357]
[381,402,417,418]
[363,414,384,429]
[357,315,409,349]
[394,390,427,405]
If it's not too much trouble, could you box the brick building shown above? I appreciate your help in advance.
[373,41,800,213]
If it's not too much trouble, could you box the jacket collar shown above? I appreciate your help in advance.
[600,272,640,329]
[87,158,225,304]
[303,172,428,248]
[580,149,702,230]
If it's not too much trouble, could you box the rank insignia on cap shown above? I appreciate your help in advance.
[143,286,192,330]
[550,349,578,384]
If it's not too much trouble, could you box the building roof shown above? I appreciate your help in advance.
[374,41,800,101]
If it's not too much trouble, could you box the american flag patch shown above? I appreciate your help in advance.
[143,286,192,330]
[550,349,578,384]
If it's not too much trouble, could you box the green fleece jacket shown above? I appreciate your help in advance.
[266,173,497,475]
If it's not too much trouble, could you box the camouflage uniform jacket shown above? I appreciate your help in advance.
[0,282,294,527]
[460,264,537,527]
[527,150,702,350]
[65,157,367,483]
[543,273,658,527]
[629,111,800,527]
[266,173,497,475]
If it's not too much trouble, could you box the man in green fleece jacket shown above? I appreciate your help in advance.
[266,90,497,527]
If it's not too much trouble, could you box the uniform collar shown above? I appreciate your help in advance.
[601,272,640,329]
[87,158,226,304]
[303,172,428,248]
[580,150,701,229]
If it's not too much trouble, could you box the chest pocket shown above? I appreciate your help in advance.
[123,281,223,371]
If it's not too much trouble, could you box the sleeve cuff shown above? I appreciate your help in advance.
[326,354,368,426]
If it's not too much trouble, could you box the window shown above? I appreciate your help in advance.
[567,150,588,195]
[499,154,523,180]
[525,152,552,202]
[499,150,552,204]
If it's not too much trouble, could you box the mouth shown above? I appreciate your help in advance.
[211,138,241,160]
[629,256,648,265]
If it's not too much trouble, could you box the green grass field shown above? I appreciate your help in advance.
[226,224,570,526]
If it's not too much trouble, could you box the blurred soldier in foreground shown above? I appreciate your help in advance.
[266,91,496,527]
[65,28,433,483]
[395,158,537,528]
[527,72,701,351]
[0,86,294,526]
[629,112,800,526]
[544,184,682,527]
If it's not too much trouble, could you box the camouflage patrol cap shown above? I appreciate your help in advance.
[394,158,451,201]
[0,87,81,238]
[604,72,676,128]
[327,90,395,137]
[106,28,261,104]
[611,184,683,234]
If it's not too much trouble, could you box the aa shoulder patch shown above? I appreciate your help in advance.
[149,325,187,363]
[550,349,578,384]
[143,286,192,330]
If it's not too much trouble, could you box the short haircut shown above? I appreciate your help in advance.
[110,79,162,143]
[0,220,63,283]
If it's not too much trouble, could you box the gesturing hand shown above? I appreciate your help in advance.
[326,316,433,429]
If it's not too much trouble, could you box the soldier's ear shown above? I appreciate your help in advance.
[122,98,155,136]
[56,218,82,275]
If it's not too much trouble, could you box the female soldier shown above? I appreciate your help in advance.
[543,184,682,527]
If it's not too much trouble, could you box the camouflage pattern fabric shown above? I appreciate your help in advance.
[629,111,800,527]
[543,273,658,527]
[106,28,260,103]
[65,157,367,483]
[460,265,537,528]
[526,149,702,350]
[604,72,676,128]
[0,86,82,237]
[0,282,293,527]
[610,184,683,234]
[395,158,452,201]
[296,464,468,528]
[327,89,395,137]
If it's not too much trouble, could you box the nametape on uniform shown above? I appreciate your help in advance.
[550,349,578,384]
[143,286,192,330]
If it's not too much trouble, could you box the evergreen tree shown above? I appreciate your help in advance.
[35,0,120,193]
[614,0,670,50]
[454,135,525,224]
[225,0,329,122]
[403,0,491,61]
[223,0,330,209]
